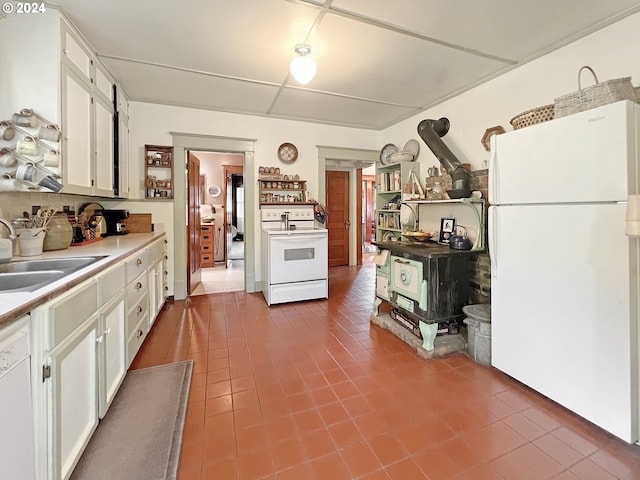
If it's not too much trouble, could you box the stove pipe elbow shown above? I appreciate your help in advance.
[417,117,471,193]
[417,117,460,173]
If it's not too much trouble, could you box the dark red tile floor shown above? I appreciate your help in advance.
[131,264,640,479]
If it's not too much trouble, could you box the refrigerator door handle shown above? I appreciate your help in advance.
[488,206,497,277]
[488,135,497,205]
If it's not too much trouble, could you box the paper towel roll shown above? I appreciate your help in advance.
[626,195,640,220]
[625,220,640,237]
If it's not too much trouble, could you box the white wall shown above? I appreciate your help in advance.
[124,103,380,289]
[382,11,640,173]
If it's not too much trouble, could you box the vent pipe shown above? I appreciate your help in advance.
[417,117,471,196]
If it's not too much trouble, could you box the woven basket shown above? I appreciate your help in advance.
[554,66,640,118]
[509,104,555,130]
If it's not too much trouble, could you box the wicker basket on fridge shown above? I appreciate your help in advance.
[509,104,555,130]
[554,66,640,118]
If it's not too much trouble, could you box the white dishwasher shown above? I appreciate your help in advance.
[0,315,35,480]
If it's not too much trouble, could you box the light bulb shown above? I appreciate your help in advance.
[290,45,316,84]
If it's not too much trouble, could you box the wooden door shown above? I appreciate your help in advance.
[187,153,201,294]
[326,170,350,267]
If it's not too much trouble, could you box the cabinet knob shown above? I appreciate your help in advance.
[137,306,143,314]
[136,282,142,289]
[137,329,144,338]
[136,259,142,265]
[164,239,167,244]
[164,286,168,291]
[104,328,111,335]
[96,336,104,344]
[164,255,168,260]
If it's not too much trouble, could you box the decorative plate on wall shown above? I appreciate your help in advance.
[278,142,298,163]
[208,185,222,197]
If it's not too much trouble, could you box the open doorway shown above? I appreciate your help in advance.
[362,164,376,265]
[319,146,377,267]
[189,151,245,295]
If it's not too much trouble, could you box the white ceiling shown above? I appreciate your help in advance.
[52,0,640,130]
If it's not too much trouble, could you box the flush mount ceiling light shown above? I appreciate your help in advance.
[290,44,317,84]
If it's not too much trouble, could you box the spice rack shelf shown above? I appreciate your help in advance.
[145,144,173,199]
[259,176,313,206]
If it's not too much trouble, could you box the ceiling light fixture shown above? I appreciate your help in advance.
[290,44,316,84]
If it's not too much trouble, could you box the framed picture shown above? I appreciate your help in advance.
[438,217,456,244]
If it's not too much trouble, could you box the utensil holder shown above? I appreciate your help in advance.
[16,228,46,256]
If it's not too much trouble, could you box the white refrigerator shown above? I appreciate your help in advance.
[489,100,639,443]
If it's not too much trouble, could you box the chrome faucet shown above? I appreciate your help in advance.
[281,211,290,230]
[0,217,16,260]
[0,218,16,239]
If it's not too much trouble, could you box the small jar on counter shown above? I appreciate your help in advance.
[43,213,73,251]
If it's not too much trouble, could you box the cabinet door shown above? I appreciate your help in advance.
[61,26,91,84]
[99,293,126,418]
[62,65,93,195]
[147,263,157,327]
[48,315,98,480]
[94,96,114,196]
[117,114,130,198]
[154,260,165,319]
[93,63,113,105]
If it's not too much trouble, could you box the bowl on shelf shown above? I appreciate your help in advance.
[403,231,432,242]
[446,189,471,199]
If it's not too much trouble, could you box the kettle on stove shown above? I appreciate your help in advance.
[449,227,472,250]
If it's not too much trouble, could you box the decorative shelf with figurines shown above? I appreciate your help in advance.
[0,108,63,193]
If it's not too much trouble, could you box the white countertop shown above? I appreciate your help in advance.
[0,232,166,329]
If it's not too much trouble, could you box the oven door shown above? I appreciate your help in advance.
[268,232,328,284]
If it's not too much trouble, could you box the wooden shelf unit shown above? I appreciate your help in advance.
[259,176,312,207]
[145,144,173,199]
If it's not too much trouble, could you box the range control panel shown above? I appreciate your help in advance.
[261,206,315,222]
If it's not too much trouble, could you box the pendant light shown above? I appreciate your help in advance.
[290,44,316,84]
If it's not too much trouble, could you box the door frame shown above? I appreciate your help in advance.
[317,146,377,266]
[171,133,256,300]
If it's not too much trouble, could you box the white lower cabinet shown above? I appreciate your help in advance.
[30,235,168,479]
[97,263,126,418]
[32,279,99,480]
[49,315,98,480]
[124,236,168,365]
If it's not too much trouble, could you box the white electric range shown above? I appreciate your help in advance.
[261,206,328,305]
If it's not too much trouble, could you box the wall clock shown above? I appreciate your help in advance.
[277,142,298,163]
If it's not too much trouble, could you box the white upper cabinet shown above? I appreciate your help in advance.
[0,10,126,198]
[62,65,93,193]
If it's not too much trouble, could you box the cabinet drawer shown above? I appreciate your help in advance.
[201,232,213,242]
[201,253,214,267]
[126,315,148,367]
[125,250,149,282]
[126,291,148,337]
[126,272,148,308]
[47,280,98,348]
[98,263,125,305]
[200,242,213,253]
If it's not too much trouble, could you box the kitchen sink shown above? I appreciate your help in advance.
[0,271,66,293]
[0,257,104,274]
[0,256,107,293]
